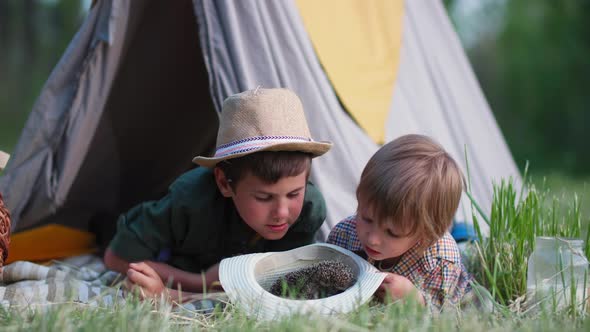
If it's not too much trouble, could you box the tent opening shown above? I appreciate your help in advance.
[25,0,219,253]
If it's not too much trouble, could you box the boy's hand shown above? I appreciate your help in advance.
[376,273,425,305]
[204,263,223,291]
[126,262,167,299]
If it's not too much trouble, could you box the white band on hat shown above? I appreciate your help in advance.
[213,135,312,158]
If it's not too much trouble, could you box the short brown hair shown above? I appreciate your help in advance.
[216,151,312,188]
[356,134,464,250]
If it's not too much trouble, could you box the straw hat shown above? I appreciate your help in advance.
[193,88,332,167]
[219,243,387,320]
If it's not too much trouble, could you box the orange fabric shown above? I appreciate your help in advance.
[5,224,96,263]
[295,0,404,144]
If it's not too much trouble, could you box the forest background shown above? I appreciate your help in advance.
[1,0,588,195]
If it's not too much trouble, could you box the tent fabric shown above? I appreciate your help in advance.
[295,0,405,144]
[0,0,520,253]
[385,0,520,234]
[194,0,519,238]
[0,0,122,230]
[193,0,379,239]
[1,0,219,242]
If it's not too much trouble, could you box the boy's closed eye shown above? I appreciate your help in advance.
[253,188,303,202]
[287,190,302,199]
[386,229,401,238]
[360,215,373,224]
[254,195,272,202]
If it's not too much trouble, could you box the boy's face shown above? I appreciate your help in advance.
[214,168,307,240]
[355,203,421,261]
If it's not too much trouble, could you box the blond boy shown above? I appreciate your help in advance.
[327,134,472,311]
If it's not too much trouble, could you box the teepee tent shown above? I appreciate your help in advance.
[0,0,519,263]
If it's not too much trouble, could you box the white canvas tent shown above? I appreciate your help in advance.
[0,0,519,262]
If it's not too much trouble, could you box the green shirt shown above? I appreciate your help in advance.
[108,167,326,272]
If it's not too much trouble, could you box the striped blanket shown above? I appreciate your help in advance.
[0,255,227,313]
[0,255,123,308]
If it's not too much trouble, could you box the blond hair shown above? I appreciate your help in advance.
[356,134,464,250]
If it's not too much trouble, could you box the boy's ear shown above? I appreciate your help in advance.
[214,167,233,197]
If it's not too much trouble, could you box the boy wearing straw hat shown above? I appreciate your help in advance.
[327,134,472,312]
[104,88,332,299]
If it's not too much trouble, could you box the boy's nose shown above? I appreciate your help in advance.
[366,231,380,246]
[274,199,290,220]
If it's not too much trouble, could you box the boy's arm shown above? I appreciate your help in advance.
[107,195,177,266]
[107,190,197,283]
[144,261,220,293]
[126,262,187,302]
[104,248,219,292]
[420,260,467,310]
[126,262,221,301]
[103,247,133,274]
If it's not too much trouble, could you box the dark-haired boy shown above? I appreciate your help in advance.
[104,88,331,300]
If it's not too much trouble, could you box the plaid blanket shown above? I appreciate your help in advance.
[0,255,227,314]
[0,255,124,308]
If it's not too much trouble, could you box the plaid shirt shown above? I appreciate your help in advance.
[327,215,472,311]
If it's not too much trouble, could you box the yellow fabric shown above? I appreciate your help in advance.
[6,224,96,263]
[295,0,404,144]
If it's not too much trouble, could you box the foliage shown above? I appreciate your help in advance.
[531,172,590,225]
[0,0,86,153]
[1,1,589,176]
[448,0,590,175]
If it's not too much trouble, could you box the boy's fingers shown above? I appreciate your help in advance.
[128,261,148,271]
[383,273,396,284]
[129,262,159,279]
[127,268,153,288]
[126,268,140,283]
[384,272,406,284]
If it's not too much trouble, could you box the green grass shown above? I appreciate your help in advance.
[466,167,590,315]
[531,172,590,228]
[1,173,590,330]
[1,297,590,331]
[2,111,590,328]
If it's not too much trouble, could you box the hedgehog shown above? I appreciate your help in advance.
[269,260,356,300]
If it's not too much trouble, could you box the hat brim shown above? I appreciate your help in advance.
[219,243,386,320]
[192,141,332,168]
